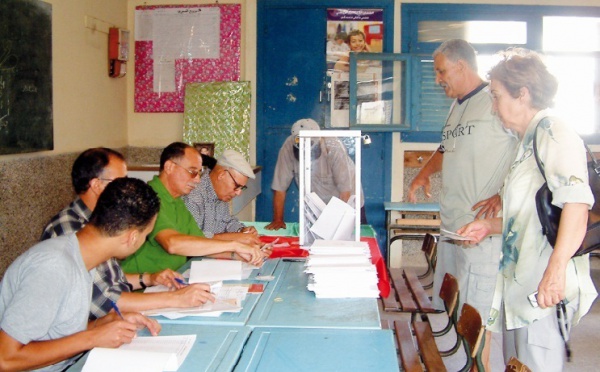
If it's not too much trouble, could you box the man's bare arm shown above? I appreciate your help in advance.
[265,190,287,230]
[408,150,443,202]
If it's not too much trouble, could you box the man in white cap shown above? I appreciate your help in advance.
[120,142,266,275]
[184,149,261,246]
[266,118,361,230]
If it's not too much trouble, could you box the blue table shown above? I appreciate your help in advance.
[67,323,251,372]
[248,260,381,329]
[150,258,279,326]
[234,328,400,371]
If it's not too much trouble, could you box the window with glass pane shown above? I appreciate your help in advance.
[400,4,600,142]
[543,16,600,136]
[348,53,410,131]
[417,21,527,45]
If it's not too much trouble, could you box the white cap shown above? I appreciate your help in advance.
[217,149,255,179]
[291,118,320,137]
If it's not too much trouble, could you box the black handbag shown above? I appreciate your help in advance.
[533,120,600,256]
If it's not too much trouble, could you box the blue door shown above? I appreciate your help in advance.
[256,0,394,255]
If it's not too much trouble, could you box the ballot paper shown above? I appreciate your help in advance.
[309,240,370,256]
[304,240,378,298]
[82,335,196,372]
[309,197,356,241]
[189,259,243,283]
[440,228,471,241]
[142,282,248,318]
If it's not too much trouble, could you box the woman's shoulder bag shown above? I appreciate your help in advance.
[533,119,600,256]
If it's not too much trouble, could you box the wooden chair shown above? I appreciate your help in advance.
[383,267,436,314]
[455,303,486,372]
[416,233,437,289]
[430,273,461,356]
[392,301,485,372]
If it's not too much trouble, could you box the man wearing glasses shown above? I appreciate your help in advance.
[121,142,267,275]
[183,149,261,246]
[41,148,214,321]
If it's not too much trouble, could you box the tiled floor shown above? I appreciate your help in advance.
[384,258,600,371]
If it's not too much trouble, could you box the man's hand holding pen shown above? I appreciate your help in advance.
[89,303,162,348]
[172,281,216,307]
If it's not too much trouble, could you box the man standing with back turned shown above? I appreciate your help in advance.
[408,39,517,369]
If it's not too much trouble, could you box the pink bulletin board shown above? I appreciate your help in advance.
[134,4,241,112]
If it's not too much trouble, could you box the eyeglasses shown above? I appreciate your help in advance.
[226,169,247,191]
[98,178,115,183]
[172,161,202,179]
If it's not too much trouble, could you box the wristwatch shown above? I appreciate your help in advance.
[139,273,147,289]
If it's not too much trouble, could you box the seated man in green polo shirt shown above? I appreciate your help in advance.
[121,142,267,274]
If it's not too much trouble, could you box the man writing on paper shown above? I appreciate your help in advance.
[0,178,162,372]
[121,142,267,274]
[265,118,364,230]
[41,148,214,321]
[183,149,261,245]
[407,39,518,370]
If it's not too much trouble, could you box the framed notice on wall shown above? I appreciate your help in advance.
[134,4,241,112]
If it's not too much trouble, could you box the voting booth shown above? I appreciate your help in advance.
[298,130,362,246]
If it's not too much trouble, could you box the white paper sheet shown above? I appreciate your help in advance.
[83,335,196,372]
[310,197,356,240]
[440,228,471,241]
[189,260,242,283]
[142,282,247,318]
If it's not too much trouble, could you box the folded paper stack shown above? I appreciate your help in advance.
[305,240,379,298]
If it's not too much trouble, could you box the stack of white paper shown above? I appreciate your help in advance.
[83,335,196,372]
[304,240,379,298]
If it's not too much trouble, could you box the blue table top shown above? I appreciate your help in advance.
[67,323,251,372]
[150,258,280,326]
[234,328,400,372]
[248,260,381,329]
[384,202,440,212]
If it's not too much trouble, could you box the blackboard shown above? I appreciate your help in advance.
[0,0,53,155]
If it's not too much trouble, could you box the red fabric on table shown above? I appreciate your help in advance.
[259,236,391,298]
[260,236,308,259]
[361,237,391,298]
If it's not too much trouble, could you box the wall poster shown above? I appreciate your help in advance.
[326,8,383,128]
[134,4,241,112]
[0,0,53,155]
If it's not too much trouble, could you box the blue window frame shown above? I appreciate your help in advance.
[400,3,600,143]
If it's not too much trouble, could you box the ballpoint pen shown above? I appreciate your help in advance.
[175,278,188,286]
[111,300,124,320]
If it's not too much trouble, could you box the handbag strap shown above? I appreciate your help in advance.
[534,117,600,179]
[532,118,548,182]
[586,143,600,177]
